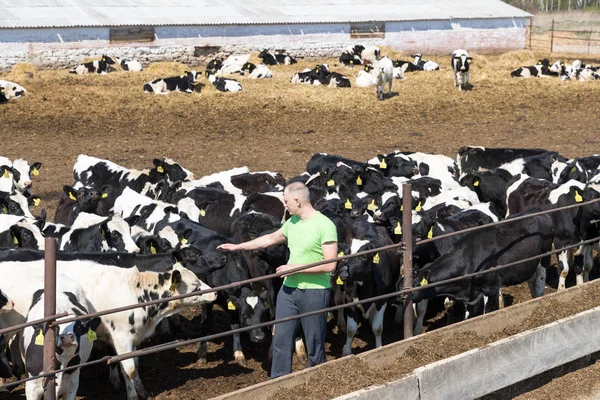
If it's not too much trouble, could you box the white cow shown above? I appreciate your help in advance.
[451,49,472,91]
[373,57,394,100]
[116,57,143,72]
[355,65,375,87]
[0,80,27,100]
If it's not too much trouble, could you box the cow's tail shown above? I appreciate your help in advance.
[143,83,153,93]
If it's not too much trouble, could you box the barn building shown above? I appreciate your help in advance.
[0,0,532,71]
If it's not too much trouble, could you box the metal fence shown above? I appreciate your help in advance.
[528,18,600,55]
[1,186,599,398]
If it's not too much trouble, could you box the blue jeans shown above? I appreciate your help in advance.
[270,285,330,378]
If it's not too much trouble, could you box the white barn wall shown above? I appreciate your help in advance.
[0,19,528,71]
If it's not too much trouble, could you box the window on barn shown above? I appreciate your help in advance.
[109,26,155,43]
[350,22,385,39]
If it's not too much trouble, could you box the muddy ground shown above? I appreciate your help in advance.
[1,48,600,399]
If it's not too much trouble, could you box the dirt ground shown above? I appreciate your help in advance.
[1,47,600,399]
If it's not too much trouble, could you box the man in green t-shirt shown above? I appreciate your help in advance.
[218,181,338,378]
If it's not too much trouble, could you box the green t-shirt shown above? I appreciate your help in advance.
[281,211,338,289]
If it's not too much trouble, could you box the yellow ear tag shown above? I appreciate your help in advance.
[169,283,177,291]
[200,209,206,217]
[2,205,7,213]
[227,301,236,310]
[150,244,157,254]
[367,199,378,211]
[33,198,40,207]
[264,301,269,309]
[345,199,352,209]
[373,253,380,264]
[157,166,164,174]
[415,201,422,212]
[571,166,577,173]
[336,276,344,285]
[13,236,19,245]
[473,179,480,187]
[356,176,362,185]
[180,237,188,245]
[400,205,403,211]
[35,329,44,346]
[574,190,583,203]
[379,159,387,169]
[349,60,354,64]
[3,170,9,178]
[86,328,97,342]
[327,179,335,187]
[32,168,39,176]
[69,193,77,201]
[420,277,428,286]
[101,193,108,198]
[338,251,345,257]
[427,226,434,239]
[394,222,402,235]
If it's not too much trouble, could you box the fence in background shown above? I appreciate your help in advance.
[528,18,600,55]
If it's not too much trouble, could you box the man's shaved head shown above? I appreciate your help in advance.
[284,181,310,204]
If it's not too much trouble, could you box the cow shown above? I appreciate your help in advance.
[373,57,394,100]
[55,212,140,253]
[240,62,273,79]
[0,191,42,219]
[409,212,553,334]
[451,49,472,91]
[10,158,42,197]
[69,55,116,74]
[143,70,199,94]
[258,49,297,66]
[0,260,217,400]
[457,146,551,174]
[510,59,556,78]
[412,54,440,71]
[361,47,381,64]
[322,71,351,88]
[356,65,375,87]
[54,185,109,225]
[339,51,363,67]
[0,80,27,100]
[23,283,101,400]
[290,64,329,85]
[211,54,250,77]
[0,215,45,250]
[205,70,243,92]
[116,57,143,72]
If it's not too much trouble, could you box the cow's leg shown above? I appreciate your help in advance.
[196,303,213,364]
[112,339,147,400]
[369,303,387,349]
[413,299,428,335]
[231,326,246,366]
[387,80,393,96]
[557,250,570,290]
[294,335,307,363]
[342,310,358,356]
[336,309,346,334]
[25,377,44,400]
[60,369,80,400]
[528,263,547,298]
[580,243,595,283]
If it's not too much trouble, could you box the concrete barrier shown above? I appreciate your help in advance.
[210,279,600,400]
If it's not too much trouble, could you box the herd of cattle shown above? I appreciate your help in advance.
[511,57,600,80]
[1,145,600,398]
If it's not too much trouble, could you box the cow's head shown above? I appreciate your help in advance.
[241,62,255,73]
[63,185,109,213]
[0,193,34,218]
[56,317,102,360]
[184,70,199,84]
[11,159,41,195]
[342,239,378,283]
[153,158,196,184]
[168,264,217,306]
[10,218,45,249]
[100,214,140,253]
[453,53,472,72]
[228,288,269,343]
[136,234,173,255]
[352,45,365,56]
[0,82,27,100]
[258,49,269,59]
[101,55,116,65]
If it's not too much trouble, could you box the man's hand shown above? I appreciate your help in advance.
[217,243,240,251]
[276,264,298,278]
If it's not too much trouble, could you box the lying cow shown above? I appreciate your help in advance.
[412,54,440,71]
[355,65,375,87]
[0,80,27,100]
[205,71,243,92]
[69,55,116,75]
[451,49,472,91]
[116,57,143,72]
[258,49,297,65]
[143,70,199,94]
[240,62,273,79]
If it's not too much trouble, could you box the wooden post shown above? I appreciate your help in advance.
[402,184,413,340]
[43,238,56,400]
[550,19,555,53]
[529,18,533,50]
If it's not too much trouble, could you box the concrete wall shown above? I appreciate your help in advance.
[0,18,528,71]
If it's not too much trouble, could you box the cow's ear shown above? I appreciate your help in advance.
[86,317,102,332]
[9,226,21,247]
[0,165,12,179]
[30,162,42,176]
[28,195,41,208]
[0,198,9,214]
[73,321,86,337]
[179,245,202,262]
[124,214,140,227]
[179,211,189,220]
[171,270,182,287]
[467,57,473,61]
[181,228,193,241]
[63,186,77,202]
[100,185,111,199]
[153,159,165,174]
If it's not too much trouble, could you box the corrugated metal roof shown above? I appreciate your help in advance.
[0,0,533,29]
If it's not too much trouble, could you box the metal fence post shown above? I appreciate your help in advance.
[402,184,413,339]
[550,19,555,53]
[43,238,57,400]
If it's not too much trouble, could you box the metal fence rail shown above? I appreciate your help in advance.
[528,18,600,54]
[1,188,599,395]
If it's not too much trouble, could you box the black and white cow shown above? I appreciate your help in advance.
[0,288,14,378]
[339,50,363,67]
[321,71,351,88]
[23,283,101,400]
[205,70,243,92]
[116,57,143,72]
[0,157,42,197]
[69,55,116,75]
[54,185,109,225]
[412,53,440,71]
[143,70,199,94]
[457,146,552,174]
[510,59,556,78]
[290,64,330,85]
[0,80,27,100]
[356,65,376,87]
[451,49,472,91]
[0,215,45,250]
[0,260,216,400]
[258,49,297,65]
[0,191,42,219]
[240,62,273,79]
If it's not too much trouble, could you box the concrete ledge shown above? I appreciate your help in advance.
[210,279,600,400]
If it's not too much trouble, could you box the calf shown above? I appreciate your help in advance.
[241,62,273,79]
[11,158,42,197]
[412,54,439,71]
[0,191,42,219]
[373,57,394,100]
[510,59,556,78]
[116,57,143,72]
[451,49,472,91]
[290,64,329,85]
[23,285,101,400]
[0,80,27,100]
[54,185,108,225]
[113,187,184,233]
[206,70,243,92]
[143,70,199,94]
[0,260,216,400]
[322,71,351,88]
[0,215,45,249]
[457,146,551,174]
[339,51,363,67]
[356,65,375,87]
[258,49,297,65]
[69,55,115,74]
